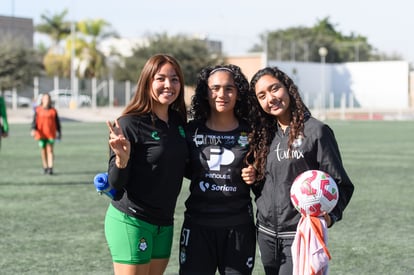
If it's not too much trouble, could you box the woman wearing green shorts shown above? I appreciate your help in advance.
[104,54,188,275]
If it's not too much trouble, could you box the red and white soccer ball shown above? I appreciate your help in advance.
[290,170,339,217]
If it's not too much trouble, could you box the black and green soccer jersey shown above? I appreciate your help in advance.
[108,110,188,226]
[183,119,254,227]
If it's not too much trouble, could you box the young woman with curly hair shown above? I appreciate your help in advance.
[245,67,354,275]
[179,64,257,275]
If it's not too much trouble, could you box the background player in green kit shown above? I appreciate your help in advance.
[179,64,257,275]
[0,94,9,150]
[104,54,188,275]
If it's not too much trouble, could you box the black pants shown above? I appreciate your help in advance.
[257,231,294,275]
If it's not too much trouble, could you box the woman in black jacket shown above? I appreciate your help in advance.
[105,54,188,275]
[245,67,354,275]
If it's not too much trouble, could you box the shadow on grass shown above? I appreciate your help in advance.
[0,180,92,186]
[0,169,101,186]
[60,117,82,123]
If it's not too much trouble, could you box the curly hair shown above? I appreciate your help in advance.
[245,67,310,182]
[189,64,250,121]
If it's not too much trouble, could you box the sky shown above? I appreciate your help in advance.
[1,0,413,64]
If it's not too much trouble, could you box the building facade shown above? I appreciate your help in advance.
[0,15,34,48]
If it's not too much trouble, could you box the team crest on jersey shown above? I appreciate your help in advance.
[246,257,254,269]
[238,132,248,147]
[180,247,187,264]
[151,131,160,140]
[178,126,185,138]
[138,238,148,251]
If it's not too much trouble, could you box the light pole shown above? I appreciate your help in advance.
[318,47,328,120]
[70,21,78,109]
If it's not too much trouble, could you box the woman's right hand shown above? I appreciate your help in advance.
[241,165,256,185]
[107,120,130,168]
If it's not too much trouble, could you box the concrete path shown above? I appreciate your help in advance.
[7,107,124,124]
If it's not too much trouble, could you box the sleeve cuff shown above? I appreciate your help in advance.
[328,213,338,228]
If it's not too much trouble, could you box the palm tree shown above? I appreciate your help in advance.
[75,19,119,78]
[35,9,71,54]
[35,9,72,76]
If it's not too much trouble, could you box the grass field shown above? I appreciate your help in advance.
[1,120,413,274]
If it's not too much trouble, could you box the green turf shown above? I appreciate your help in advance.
[1,120,413,274]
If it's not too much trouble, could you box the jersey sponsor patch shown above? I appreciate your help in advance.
[199,181,237,193]
[207,147,235,171]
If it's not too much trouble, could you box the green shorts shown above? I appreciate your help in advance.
[38,139,55,148]
[104,203,174,264]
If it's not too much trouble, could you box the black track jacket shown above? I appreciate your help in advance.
[108,111,188,226]
[256,117,354,237]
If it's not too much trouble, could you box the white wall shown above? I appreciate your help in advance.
[342,61,408,109]
[268,60,409,109]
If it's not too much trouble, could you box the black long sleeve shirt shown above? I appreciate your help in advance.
[108,111,188,226]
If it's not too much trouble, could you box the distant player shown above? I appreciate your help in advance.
[31,93,61,175]
[0,94,9,150]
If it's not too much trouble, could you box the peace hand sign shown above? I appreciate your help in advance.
[107,120,130,168]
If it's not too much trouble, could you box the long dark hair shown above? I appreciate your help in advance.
[122,54,187,121]
[245,67,310,182]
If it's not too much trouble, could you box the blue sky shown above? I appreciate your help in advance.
[1,0,413,64]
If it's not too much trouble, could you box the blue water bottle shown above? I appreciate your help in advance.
[93,172,116,199]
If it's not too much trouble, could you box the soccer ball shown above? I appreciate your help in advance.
[290,170,339,217]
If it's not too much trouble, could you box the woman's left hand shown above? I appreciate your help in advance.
[323,212,332,227]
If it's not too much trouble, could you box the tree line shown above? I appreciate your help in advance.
[0,11,402,93]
